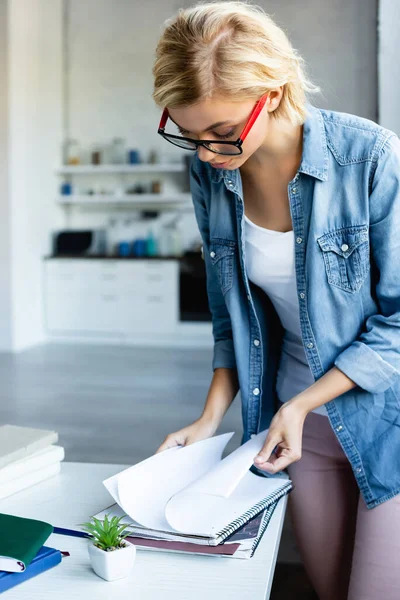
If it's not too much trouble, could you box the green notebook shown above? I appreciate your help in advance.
[0,514,53,572]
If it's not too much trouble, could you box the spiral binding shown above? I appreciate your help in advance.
[249,502,278,557]
[214,481,292,544]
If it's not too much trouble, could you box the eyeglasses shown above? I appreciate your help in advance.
[157,94,269,156]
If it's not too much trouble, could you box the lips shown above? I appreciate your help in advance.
[210,160,231,168]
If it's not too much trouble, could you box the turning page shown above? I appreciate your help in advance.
[103,432,234,532]
[164,430,289,537]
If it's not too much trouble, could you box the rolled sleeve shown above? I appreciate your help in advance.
[334,341,399,394]
[212,339,237,371]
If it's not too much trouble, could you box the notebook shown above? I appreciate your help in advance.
[0,425,58,470]
[0,514,53,572]
[0,462,61,501]
[124,501,279,560]
[0,546,63,593]
[99,430,292,546]
[0,445,64,485]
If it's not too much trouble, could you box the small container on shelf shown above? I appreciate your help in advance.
[118,241,131,257]
[60,181,72,195]
[91,146,102,165]
[148,149,159,164]
[151,180,162,194]
[128,149,141,164]
[146,229,158,257]
[63,138,80,165]
[132,239,147,257]
[110,138,126,165]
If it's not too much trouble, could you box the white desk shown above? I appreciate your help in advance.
[0,462,287,600]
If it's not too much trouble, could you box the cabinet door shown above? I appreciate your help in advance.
[44,259,179,336]
[119,261,179,335]
[44,261,122,334]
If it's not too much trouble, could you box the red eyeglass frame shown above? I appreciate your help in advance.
[157,93,269,155]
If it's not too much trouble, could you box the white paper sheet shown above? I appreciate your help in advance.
[164,429,290,537]
[165,470,287,537]
[103,432,234,531]
[175,429,268,498]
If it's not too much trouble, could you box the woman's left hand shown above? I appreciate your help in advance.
[253,400,308,474]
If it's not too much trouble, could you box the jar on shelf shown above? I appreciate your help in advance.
[63,138,80,165]
[110,137,126,165]
[91,145,102,165]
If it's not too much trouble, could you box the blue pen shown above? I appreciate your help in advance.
[53,526,91,539]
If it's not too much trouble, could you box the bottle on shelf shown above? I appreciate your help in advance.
[106,217,119,256]
[91,145,102,165]
[60,180,72,195]
[110,138,126,165]
[146,229,158,257]
[164,216,183,257]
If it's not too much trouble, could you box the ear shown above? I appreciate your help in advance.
[267,87,284,112]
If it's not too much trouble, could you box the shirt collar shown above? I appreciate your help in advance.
[209,104,328,185]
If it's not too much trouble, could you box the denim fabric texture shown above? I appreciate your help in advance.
[190,104,400,509]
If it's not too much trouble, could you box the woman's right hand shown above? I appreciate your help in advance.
[154,416,219,454]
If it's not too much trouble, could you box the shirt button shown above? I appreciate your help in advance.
[356,468,362,473]
[253,339,260,347]
[210,251,216,258]
[336,425,343,432]
[296,237,303,244]
[292,187,297,193]
[247,294,251,301]
[307,342,314,349]
[341,243,349,252]
[253,388,260,396]
[299,292,305,299]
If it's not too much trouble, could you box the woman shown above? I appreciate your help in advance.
[152,3,400,599]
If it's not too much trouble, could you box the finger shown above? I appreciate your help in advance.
[155,435,185,454]
[253,435,281,466]
[258,447,301,474]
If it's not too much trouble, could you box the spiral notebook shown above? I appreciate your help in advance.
[95,430,292,546]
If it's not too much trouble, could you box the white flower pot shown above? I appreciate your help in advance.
[88,540,136,582]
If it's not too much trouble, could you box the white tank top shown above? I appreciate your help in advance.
[244,214,328,417]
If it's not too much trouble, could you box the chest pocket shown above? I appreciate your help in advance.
[317,225,370,293]
[209,240,236,295]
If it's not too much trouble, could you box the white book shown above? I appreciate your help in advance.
[0,445,65,484]
[0,425,58,469]
[0,462,61,500]
[99,431,292,546]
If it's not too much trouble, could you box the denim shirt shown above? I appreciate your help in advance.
[190,104,400,509]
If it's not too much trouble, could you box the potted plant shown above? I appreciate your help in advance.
[81,514,136,581]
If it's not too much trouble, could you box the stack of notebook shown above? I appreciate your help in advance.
[0,513,66,593]
[91,430,292,559]
[0,425,64,500]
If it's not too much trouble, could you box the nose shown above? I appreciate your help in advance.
[196,145,216,163]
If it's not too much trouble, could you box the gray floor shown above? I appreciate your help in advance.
[0,342,301,564]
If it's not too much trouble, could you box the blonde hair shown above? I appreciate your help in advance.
[152,1,319,125]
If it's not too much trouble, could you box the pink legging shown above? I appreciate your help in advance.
[286,412,400,600]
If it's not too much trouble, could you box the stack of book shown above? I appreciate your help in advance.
[0,514,66,593]
[91,430,292,560]
[0,425,64,500]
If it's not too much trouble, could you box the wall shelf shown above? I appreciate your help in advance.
[56,193,191,206]
[56,163,186,175]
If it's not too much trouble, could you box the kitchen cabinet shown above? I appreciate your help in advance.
[44,259,179,337]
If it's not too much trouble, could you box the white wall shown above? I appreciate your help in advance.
[4,0,63,351]
[378,0,400,134]
[0,0,12,351]
[63,0,378,245]
[67,0,378,149]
